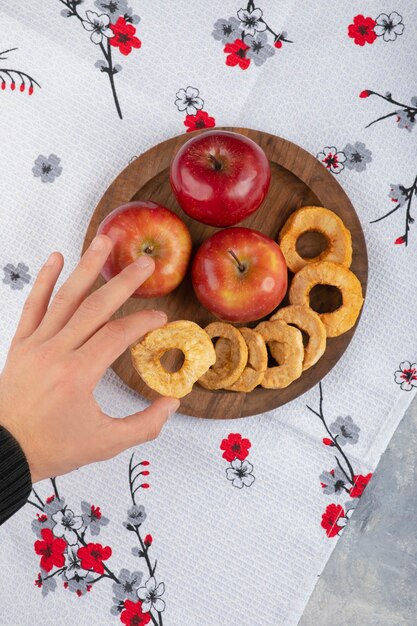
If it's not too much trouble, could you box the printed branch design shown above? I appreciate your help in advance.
[0,48,41,94]
[361,89,417,245]
[28,456,165,625]
[307,383,372,538]
[57,0,142,119]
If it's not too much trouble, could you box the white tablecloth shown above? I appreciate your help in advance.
[0,1,416,624]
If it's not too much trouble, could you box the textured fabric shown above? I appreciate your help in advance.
[0,1,416,625]
[0,426,32,525]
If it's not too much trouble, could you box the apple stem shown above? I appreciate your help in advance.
[228,249,246,273]
[208,153,223,171]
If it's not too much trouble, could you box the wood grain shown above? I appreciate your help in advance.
[82,128,368,419]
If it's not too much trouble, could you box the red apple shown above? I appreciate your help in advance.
[192,227,287,322]
[170,130,271,227]
[97,201,192,298]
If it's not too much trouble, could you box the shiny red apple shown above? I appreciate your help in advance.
[170,130,271,227]
[192,227,287,322]
[97,201,192,298]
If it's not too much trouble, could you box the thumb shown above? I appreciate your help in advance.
[106,397,180,457]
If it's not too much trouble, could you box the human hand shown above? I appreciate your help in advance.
[0,234,179,484]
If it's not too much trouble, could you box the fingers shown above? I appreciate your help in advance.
[35,234,113,341]
[13,252,64,341]
[78,308,167,384]
[55,255,155,350]
[102,397,180,458]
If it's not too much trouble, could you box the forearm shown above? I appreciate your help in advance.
[0,425,32,525]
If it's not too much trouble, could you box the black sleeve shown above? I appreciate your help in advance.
[0,425,32,525]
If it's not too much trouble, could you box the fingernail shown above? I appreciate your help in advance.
[90,235,106,251]
[44,253,57,267]
[168,400,180,416]
[153,310,167,321]
[135,255,153,269]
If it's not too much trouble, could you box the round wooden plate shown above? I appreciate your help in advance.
[83,127,368,419]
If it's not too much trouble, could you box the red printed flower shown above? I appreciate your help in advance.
[46,495,55,504]
[144,534,153,547]
[359,90,371,98]
[395,236,406,244]
[110,17,141,56]
[120,600,151,626]
[34,528,66,573]
[184,110,216,132]
[350,473,372,497]
[348,15,377,46]
[91,505,102,519]
[224,38,251,70]
[220,433,251,462]
[77,543,112,574]
[34,572,43,588]
[321,504,345,538]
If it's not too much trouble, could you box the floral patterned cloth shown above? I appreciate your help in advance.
[0,1,416,625]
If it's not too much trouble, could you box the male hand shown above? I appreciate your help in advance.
[0,235,179,483]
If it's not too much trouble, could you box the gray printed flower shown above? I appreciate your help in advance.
[175,86,204,115]
[226,459,255,488]
[52,509,83,545]
[212,17,242,44]
[81,501,109,536]
[112,568,143,602]
[2,263,31,290]
[137,576,166,613]
[94,0,128,19]
[124,504,147,528]
[342,142,372,172]
[374,12,404,42]
[396,109,416,132]
[329,415,360,446]
[44,496,65,517]
[320,467,347,495]
[389,184,408,207]
[95,59,107,71]
[31,513,54,538]
[67,572,94,596]
[64,547,83,580]
[36,570,57,597]
[246,32,275,66]
[237,7,267,36]
[82,11,114,45]
[124,8,140,25]
[110,597,126,616]
[32,153,62,183]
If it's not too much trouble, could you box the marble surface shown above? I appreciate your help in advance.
[299,396,417,626]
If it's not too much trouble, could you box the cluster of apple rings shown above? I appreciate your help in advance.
[278,206,364,337]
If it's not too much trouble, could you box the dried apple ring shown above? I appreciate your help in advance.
[217,327,268,392]
[130,320,216,398]
[255,320,303,389]
[199,322,248,390]
[270,305,326,370]
[289,261,364,337]
[278,206,352,273]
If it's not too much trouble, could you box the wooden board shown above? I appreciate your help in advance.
[82,127,368,419]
